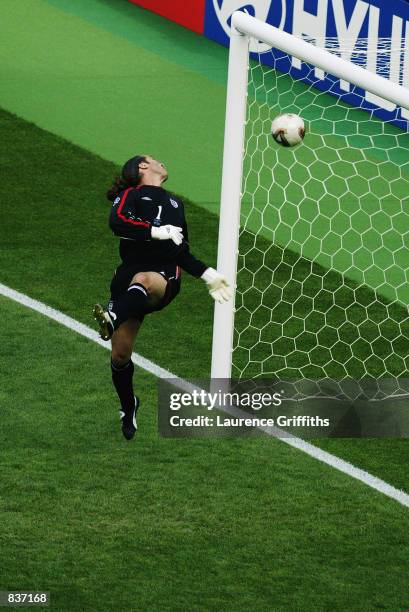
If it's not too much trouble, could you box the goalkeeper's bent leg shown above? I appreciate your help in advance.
[109,283,149,330]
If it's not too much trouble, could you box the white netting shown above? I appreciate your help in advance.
[233,39,409,398]
[300,37,405,79]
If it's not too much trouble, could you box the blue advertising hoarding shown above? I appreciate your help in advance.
[204,0,409,128]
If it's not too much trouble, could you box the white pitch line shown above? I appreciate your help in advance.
[1,281,408,509]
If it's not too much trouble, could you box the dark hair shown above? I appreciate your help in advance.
[106,155,146,201]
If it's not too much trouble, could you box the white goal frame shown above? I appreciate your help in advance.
[211,11,409,380]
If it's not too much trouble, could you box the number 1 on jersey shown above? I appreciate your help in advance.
[153,205,163,227]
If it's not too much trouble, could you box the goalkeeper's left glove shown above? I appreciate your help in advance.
[201,267,232,304]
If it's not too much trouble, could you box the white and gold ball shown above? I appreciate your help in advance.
[271,113,305,147]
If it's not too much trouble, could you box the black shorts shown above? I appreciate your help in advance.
[109,262,181,318]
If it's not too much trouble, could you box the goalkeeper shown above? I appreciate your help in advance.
[93,155,231,440]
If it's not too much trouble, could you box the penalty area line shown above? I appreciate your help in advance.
[1,281,408,509]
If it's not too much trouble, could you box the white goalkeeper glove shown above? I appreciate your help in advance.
[201,267,232,304]
[151,225,184,246]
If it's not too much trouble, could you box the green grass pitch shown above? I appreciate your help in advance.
[1,109,409,610]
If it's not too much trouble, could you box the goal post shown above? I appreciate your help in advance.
[211,11,409,382]
[210,23,249,380]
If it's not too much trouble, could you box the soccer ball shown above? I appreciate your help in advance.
[271,113,305,147]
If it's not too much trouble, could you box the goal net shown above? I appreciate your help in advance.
[212,13,409,400]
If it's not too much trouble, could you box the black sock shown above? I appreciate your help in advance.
[109,283,148,329]
[111,359,135,413]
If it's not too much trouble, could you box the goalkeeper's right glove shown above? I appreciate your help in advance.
[151,225,184,246]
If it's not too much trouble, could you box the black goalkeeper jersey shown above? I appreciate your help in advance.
[109,185,208,278]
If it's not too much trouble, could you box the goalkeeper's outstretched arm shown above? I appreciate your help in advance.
[176,222,232,304]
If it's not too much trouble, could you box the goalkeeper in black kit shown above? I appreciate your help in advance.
[93,155,231,440]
